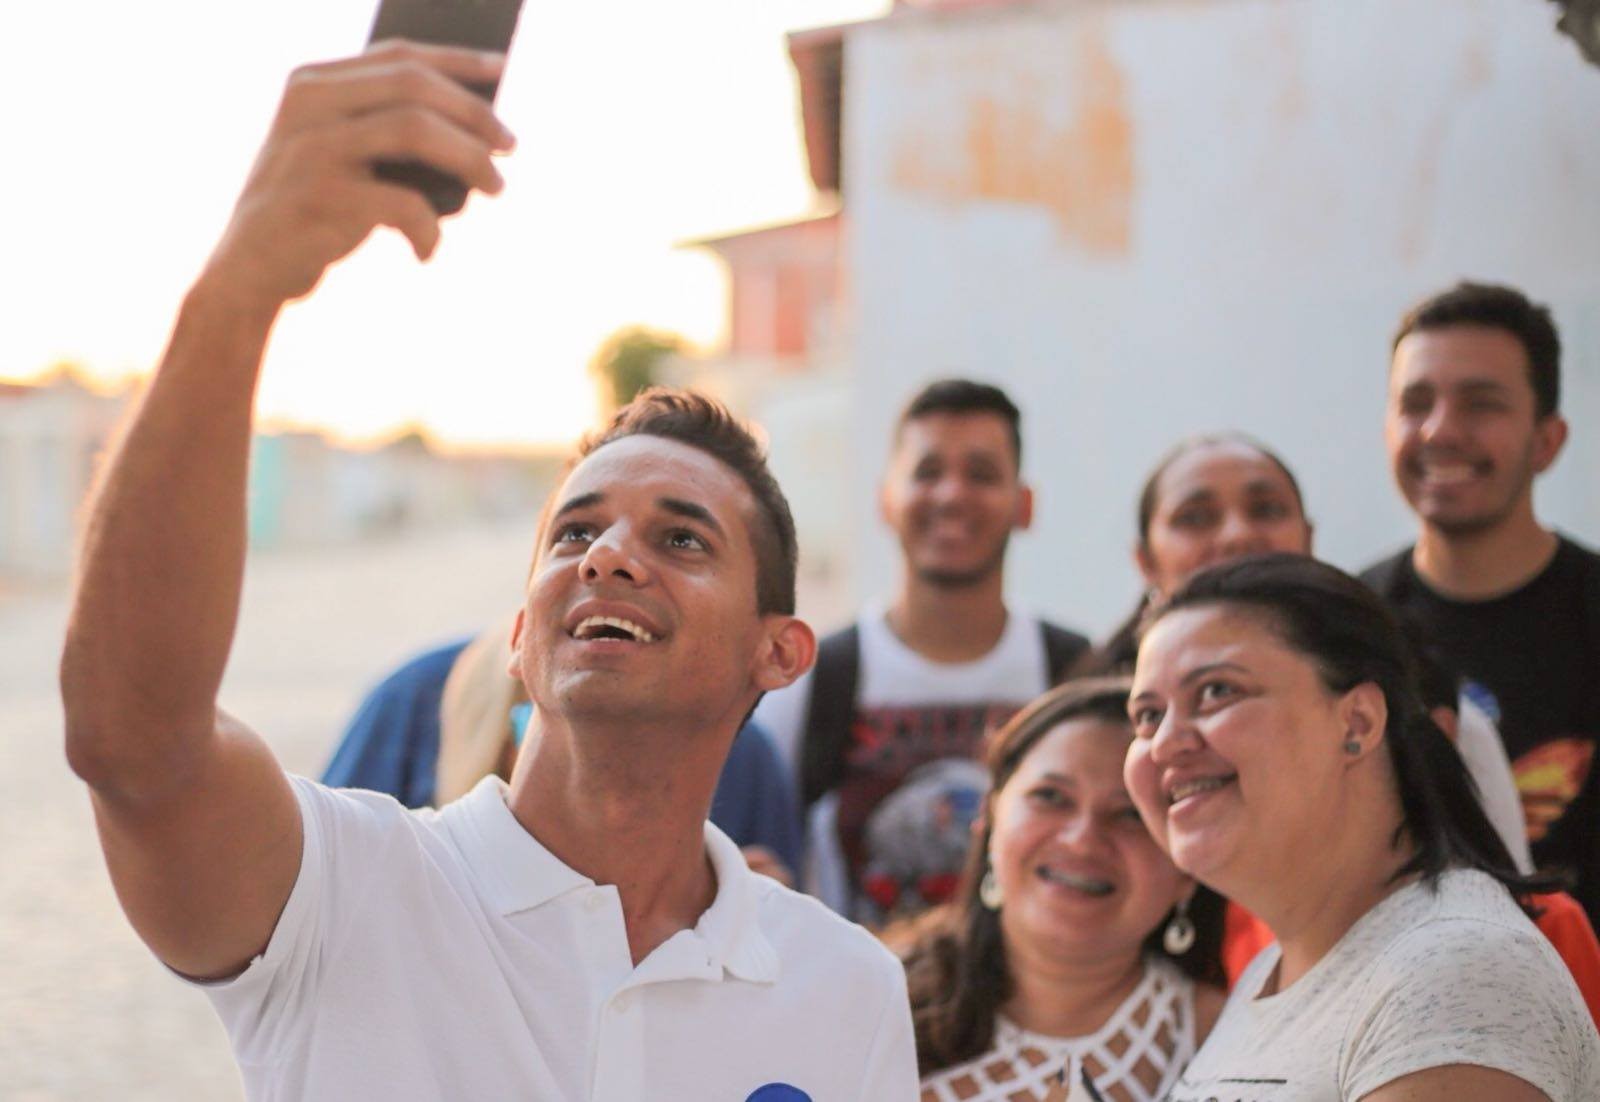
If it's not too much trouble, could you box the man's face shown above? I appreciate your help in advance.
[512,436,794,734]
[880,412,1032,588]
[1385,324,1566,537]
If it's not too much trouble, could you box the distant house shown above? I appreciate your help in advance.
[0,374,561,581]
[246,428,563,551]
[0,373,124,579]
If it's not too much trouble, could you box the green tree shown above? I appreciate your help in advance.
[589,327,685,411]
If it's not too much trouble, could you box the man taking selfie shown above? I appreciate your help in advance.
[60,42,915,1100]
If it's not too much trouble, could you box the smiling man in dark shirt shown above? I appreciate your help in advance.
[1363,281,1600,928]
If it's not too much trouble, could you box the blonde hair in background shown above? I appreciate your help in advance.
[436,616,526,805]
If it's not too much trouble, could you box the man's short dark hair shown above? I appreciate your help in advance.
[1392,281,1562,418]
[575,388,798,616]
[895,379,1024,467]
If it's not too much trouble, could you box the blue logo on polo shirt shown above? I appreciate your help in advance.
[746,1086,811,1102]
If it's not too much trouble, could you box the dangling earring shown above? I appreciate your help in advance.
[979,867,1004,911]
[1163,898,1196,955]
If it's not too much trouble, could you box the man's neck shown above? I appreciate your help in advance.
[507,720,721,965]
[885,571,1009,663]
[1412,505,1559,600]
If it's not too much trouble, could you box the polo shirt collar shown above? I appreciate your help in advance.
[448,776,590,914]
[448,777,780,985]
[694,821,781,984]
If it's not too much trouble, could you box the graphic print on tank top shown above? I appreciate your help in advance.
[837,702,1020,923]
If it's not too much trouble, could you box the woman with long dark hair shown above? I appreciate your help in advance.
[1126,554,1599,1099]
[903,678,1227,1101]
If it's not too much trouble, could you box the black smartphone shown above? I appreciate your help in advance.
[366,0,527,216]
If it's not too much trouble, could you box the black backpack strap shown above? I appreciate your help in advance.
[1040,620,1091,685]
[799,625,861,810]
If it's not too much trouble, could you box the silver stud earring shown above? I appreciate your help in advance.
[979,868,1004,911]
[1344,738,1362,755]
[1163,898,1196,955]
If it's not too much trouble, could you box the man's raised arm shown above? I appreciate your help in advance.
[59,43,514,980]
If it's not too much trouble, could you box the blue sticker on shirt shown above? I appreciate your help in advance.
[746,1086,811,1102]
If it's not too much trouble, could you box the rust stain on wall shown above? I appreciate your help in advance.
[892,21,1135,255]
[1397,35,1497,263]
[1270,13,1308,121]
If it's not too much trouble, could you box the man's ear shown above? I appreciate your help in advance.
[1532,414,1569,475]
[753,615,818,693]
[1339,681,1389,762]
[1014,483,1034,531]
[506,607,527,680]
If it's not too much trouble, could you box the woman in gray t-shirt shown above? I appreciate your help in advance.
[1124,554,1600,1101]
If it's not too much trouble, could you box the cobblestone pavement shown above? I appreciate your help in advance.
[0,523,536,1100]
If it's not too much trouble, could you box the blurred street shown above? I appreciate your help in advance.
[0,521,536,1100]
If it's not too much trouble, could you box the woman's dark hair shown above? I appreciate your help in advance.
[898,677,1226,1076]
[1084,434,1308,675]
[1142,553,1560,900]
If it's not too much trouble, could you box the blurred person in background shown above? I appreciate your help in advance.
[59,43,916,1099]
[900,678,1227,1102]
[1363,280,1600,930]
[1127,555,1599,1099]
[755,379,1089,924]
[322,619,802,881]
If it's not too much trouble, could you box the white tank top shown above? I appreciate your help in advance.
[920,957,1197,1102]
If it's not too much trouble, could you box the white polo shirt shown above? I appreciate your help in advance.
[188,776,917,1101]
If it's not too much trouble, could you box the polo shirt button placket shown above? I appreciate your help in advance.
[593,988,645,1102]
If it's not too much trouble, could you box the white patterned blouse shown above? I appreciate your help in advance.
[919,957,1196,1102]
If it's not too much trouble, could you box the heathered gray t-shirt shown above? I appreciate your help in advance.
[1171,869,1600,1101]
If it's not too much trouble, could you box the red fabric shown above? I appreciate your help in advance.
[1220,892,1600,1029]
[1221,901,1275,987]
[1529,891,1600,1029]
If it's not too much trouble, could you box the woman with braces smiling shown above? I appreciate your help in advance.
[1125,554,1599,1101]
[899,678,1230,1102]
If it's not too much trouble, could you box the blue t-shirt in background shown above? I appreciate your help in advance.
[321,639,804,874]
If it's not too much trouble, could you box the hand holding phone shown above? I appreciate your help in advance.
[367,0,527,215]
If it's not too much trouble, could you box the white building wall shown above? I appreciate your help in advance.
[842,0,1600,636]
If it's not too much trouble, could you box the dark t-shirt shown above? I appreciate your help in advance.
[1362,536,1600,927]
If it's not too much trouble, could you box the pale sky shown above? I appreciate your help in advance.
[2,0,886,448]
